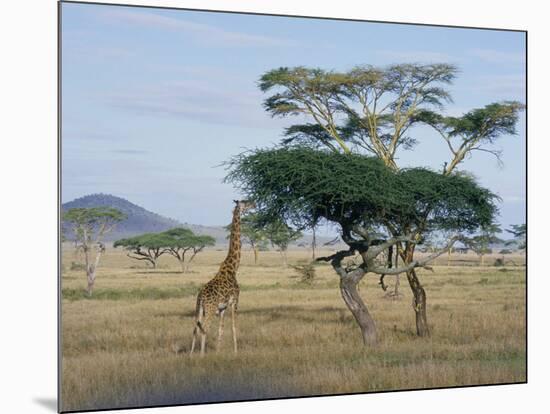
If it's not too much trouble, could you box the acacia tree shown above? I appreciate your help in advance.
[464,223,502,266]
[506,223,526,251]
[225,213,268,264]
[162,228,215,273]
[62,207,126,296]
[113,233,169,269]
[256,63,523,337]
[264,219,303,267]
[226,148,498,345]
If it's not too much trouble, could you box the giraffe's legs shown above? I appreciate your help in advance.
[216,310,226,352]
[190,326,197,355]
[231,303,238,354]
[190,302,204,356]
[200,331,206,356]
[200,314,211,356]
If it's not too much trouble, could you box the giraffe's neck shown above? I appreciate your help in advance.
[220,206,241,275]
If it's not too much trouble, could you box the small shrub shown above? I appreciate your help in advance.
[291,263,316,285]
[494,258,504,267]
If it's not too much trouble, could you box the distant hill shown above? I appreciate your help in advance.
[62,194,184,241]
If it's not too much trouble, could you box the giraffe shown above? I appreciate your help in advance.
[189,200,255,355]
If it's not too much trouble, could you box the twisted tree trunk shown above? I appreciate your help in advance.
[403,244,430,336]
[339,273,377,346]
[323,247,378,347]
[400,241,432,336]
[406,269,429,336]
[320,234,458,344]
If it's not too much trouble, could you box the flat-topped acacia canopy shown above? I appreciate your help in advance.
[225,146,498,237]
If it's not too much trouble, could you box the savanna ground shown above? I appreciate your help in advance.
[60,246,526,412]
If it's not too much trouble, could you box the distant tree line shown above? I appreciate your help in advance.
[62,206,216,296]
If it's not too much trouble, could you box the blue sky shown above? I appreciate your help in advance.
[61,2,526,232]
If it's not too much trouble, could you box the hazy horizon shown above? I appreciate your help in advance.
[61,3,526,234]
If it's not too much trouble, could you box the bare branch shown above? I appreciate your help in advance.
[470,146,504,167]
[365,236,460,275]
[432,125,458,155]
[351,225,371,241]
[364,235,416,259]
[127,253,154,263]
[316,248,356,264]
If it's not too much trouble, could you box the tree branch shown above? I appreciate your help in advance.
[315,247,356,264]
[365,236,460,275]
[470,146,504,167]
[363,235,416,259]
[127,253,154,263]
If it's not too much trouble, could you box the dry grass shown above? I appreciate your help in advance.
[60,248,526,412]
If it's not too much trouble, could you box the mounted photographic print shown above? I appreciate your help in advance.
[59,1,527,412]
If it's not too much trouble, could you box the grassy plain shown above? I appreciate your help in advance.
[60,246,526,412]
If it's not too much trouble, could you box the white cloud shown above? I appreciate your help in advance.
[104,79,279,129]
[99,9,297,48]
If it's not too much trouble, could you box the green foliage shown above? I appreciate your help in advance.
[63,206,126,226]
[463,223,503,256]
[161,228,215,250]
[258,64,523,177]
[225,147,499,236]
[63,206,126,244]
[259,64,456,118]
[114,233,171,250]
[160,228,216,272]
[63,207,126,294]
[114,233,174,267]
[428,102,525,143]
[506,223,526,250]
[259,64,457,157]
[282,124,340,152]
[114,228,215,270]
[263,218,303,252]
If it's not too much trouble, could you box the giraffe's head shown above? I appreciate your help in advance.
[234,199,256,214]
